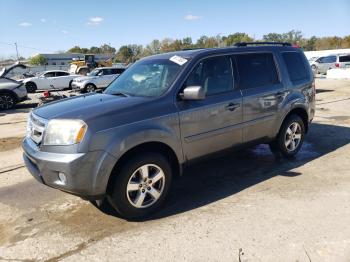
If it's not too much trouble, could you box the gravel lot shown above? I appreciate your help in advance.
[1,78,350,261]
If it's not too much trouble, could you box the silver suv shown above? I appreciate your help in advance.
[23,43,315,219]
[311,54,350,74]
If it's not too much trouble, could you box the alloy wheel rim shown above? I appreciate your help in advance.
[86,85,94,92]
[0,95,14,110]
[285,122,302,152]
[126,164,165,208]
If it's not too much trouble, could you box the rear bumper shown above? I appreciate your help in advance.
[22,137,117,199]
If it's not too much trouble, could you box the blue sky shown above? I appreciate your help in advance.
[0,0,349,58]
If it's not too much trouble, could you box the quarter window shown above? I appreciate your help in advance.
[234,53,279,89]
[282,52,309,83]
[185,56,234,96]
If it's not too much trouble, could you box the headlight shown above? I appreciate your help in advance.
[43,119,87,145]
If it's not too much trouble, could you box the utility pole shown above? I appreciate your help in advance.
[14,42,19,61]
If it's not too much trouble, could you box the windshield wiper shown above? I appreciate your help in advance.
[110,92,130,97]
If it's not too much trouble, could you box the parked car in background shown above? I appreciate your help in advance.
[0,63,28,110]
[23,42,315,219]
[308,56,318,64]
[23,70,80,93]
[311,54,350,74]
[71,67,125,93]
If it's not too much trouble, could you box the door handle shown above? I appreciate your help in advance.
[225,103,240,111]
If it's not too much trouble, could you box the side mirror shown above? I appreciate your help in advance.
[181,86,205,100]
[98,72,103,76]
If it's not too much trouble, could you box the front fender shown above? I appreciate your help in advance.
[89,119,184,166]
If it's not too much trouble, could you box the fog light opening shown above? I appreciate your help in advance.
[58,172,67,184]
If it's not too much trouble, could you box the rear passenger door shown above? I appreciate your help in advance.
[178,55,243,160]
[233,52,285,142]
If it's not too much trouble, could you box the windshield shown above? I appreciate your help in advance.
[89,69,101,76]
[105,59,182,97]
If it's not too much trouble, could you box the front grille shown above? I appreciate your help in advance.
[27,113,47,144]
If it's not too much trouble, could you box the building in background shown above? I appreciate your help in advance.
[37,53,113,66]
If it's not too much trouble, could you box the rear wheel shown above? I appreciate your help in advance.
[0,93,16,110]
[107,153,172,220]
[269,114,305,158]
[25,82,37,93]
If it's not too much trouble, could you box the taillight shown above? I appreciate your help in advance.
[335,63,340,67]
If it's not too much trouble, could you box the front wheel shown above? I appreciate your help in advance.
[0,93,16,110]
[85,84,96,93]
[107,153,172,220]
[269,114,305,158]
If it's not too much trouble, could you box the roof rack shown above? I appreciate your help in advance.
[234,42,292,47]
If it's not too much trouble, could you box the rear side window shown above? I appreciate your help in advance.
[339,55,350,62]
[234,53,279,89]
[282,52,309,83]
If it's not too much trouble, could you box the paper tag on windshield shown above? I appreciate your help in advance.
[169,55,188,66]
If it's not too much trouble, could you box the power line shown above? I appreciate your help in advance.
[0,41,56,53]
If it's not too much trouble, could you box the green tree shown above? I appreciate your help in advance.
[68,46,82,53]
[89,46,101,54]
[223,33,254,46]
[99,44,116,54]
[28,54,47,65]
[263,33,284,42]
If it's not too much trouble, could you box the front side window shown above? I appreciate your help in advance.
[89,69,102,76]
[234,53,279,89]
[185,56,233,96]
[44,72,55,77]
[105,59,181,97]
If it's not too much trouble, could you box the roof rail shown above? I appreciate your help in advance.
[234,42,292,47]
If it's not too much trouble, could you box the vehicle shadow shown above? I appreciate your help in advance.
[100,122,350,221]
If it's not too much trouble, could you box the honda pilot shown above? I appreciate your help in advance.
[23,42,315,219]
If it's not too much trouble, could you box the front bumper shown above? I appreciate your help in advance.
[71,81,85,90]
[22,137,117,199]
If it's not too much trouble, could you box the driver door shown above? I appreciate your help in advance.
[177,55,243,160]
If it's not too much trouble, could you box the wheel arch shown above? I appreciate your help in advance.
[281,107,309,134]
[106,141,181,195]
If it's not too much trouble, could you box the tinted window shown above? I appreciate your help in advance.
[235,53,279,89]
[44,72,55,77]
[110,68,124,74]
[339,55,350,62]
[323,56,336,63]
[56,72,69,76]
[185,56,233,96]
[282,52,309,83]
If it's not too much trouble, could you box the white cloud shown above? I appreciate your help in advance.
[40,18,46,23]
[87,16,104,25]
[61,30,69,34]
[19,22,32,27]
[184,14,201,21]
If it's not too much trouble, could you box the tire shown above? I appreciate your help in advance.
[85,83,96,93]
[0,92,16,110]
[107,153,172,220]
[269,114,305,159]
[68,80,73,90]
[25,82,37,93]
[311,65,317,74]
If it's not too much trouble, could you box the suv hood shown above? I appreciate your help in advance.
[74,76,97,81]
[33,93,149,121]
